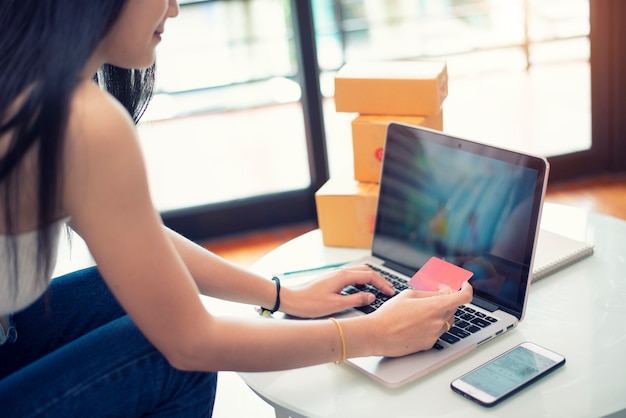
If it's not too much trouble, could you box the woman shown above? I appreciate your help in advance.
[0,1,473,416]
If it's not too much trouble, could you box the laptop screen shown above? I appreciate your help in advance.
[373,123,548,318]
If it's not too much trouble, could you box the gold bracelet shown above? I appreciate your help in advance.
[328,317,346,365]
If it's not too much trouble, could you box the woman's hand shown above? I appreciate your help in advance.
[367,281,473,357]
[278,265,473,359]
[279,265,395,318]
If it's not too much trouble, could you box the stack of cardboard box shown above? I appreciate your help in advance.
[316,61,448,248]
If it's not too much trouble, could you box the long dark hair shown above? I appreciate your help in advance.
[0,1,155,291]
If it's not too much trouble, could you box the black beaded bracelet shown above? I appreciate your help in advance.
[262,276,281,314]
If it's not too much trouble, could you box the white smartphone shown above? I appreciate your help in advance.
[450,342,565,407]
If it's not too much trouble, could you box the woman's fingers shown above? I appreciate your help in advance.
[332,265,395,295]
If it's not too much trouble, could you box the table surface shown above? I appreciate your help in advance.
[239,203,626,418]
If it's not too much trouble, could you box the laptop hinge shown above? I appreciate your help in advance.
[471,296,499,312]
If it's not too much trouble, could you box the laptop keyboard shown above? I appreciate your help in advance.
[341,264,410,314]
[341,264,499,350]
[433,305,498,350]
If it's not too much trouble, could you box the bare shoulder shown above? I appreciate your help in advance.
[66,80,137,152]
[62,79,152,221]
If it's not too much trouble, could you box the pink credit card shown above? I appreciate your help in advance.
[408,256,473,292]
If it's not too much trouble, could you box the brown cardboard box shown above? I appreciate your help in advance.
[334,61,448,116]
[352,113,443,183]
[315,178,379,248]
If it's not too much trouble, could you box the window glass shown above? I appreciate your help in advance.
[138,0,311,212]
[137,0,591,217]
[313,0,590,179]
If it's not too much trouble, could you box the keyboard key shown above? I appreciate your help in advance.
[470,318,491,328]
[460,313,474,321]
[454,320,470,329]
[467,325,481,333]
[449,327,471,339]
[440,333,460,344]
[354,305,376,314]
[432,342,445,350]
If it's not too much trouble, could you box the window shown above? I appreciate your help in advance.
[138,0,622,240]
[314,0,591,179]
[139,0,312,213]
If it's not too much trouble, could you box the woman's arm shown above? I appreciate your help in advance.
[63,81,472,372]
[164,227,280,308]
[166,227,400,318]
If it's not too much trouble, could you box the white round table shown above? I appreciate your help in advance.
[240,203,626,418]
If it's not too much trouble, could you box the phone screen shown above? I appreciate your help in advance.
[451,342,565,407]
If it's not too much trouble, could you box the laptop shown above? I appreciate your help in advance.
[335,122,549,388]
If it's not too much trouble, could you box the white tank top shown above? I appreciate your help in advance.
[0,220,64,316]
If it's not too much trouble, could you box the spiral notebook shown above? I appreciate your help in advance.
[532,229,594,282]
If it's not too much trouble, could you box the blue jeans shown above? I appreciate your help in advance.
[0,267,217,417]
